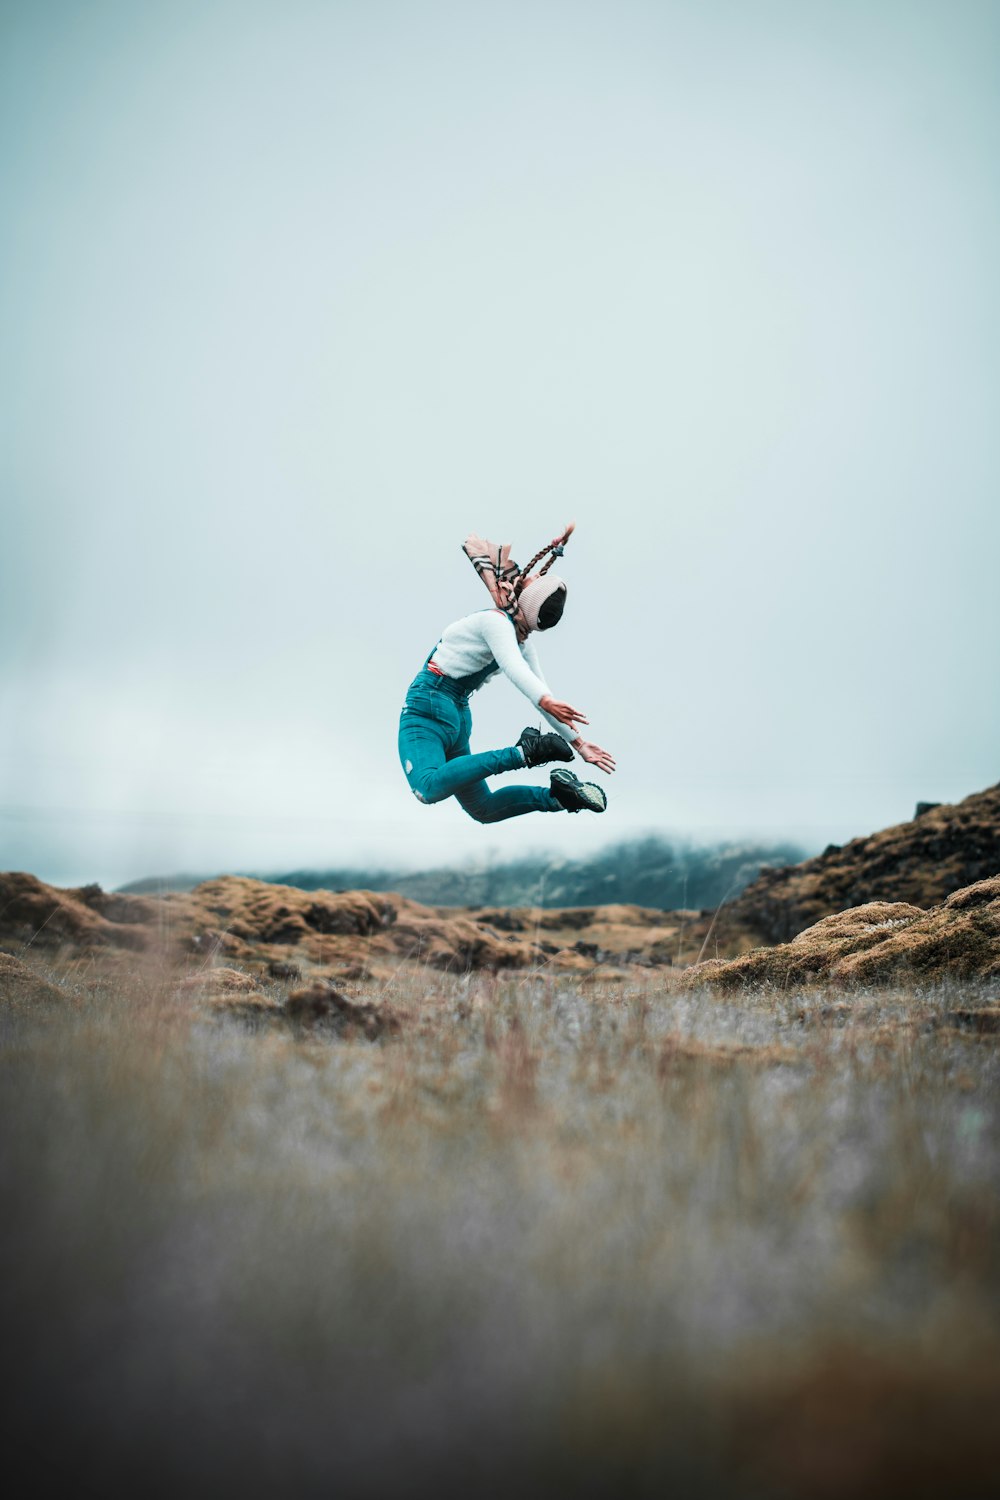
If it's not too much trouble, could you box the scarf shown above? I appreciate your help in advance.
[462,524,574,642]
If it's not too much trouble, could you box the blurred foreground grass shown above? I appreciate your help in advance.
[2,959,998,1497]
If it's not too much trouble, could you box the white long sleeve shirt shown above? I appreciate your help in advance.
[428,610,578,745]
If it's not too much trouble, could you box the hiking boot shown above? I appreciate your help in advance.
[517,726,574,767]
[549,767,608,813]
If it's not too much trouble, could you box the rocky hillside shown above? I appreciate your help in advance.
[3,782,998,1000]
[4,863,1000,996]
[719,783,1000,946]
[0,870,726,981]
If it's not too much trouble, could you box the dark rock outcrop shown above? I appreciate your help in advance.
[720,784,1000,946]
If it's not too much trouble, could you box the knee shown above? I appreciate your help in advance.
[457,787,499,824]
[402,761,445,806]
[400,743,448,804]
[409,777,447,806]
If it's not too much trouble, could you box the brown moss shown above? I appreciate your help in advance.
[177,966,260,997]
[285,981,400,1040]
[0,869,729,977]
[0,952,74,1010]
[0,872,149,951]
[687,877,1000,991]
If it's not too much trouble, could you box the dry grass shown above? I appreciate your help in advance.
[695,875,1000,991]
[2,952,999,1497]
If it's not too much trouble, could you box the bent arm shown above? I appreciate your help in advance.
[479,611,551,705]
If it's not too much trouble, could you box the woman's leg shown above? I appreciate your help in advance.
[454,778,561,823]
[398,705,523,805]
[449,708,561,823]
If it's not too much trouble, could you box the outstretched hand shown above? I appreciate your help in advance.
[539,694,589,731]
[573,739,616,774]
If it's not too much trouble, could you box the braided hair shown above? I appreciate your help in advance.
[514,522,575,595]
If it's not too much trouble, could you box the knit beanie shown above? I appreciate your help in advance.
[517,573,567,632]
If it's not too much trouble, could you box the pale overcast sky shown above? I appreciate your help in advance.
[2,0,998,887]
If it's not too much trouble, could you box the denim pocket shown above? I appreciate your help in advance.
[404,688,461,730]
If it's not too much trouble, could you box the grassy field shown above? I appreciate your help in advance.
[2,955,999,1497]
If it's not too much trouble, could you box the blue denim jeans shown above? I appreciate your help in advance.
[398,670,561,823]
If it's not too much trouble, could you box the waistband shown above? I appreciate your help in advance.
[411,666,469,701]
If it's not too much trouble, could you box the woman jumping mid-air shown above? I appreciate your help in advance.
[398,524,615,824]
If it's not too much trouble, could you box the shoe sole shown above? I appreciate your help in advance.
[550,768,607,813]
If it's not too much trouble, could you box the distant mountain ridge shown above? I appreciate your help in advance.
[119,834,808,911]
